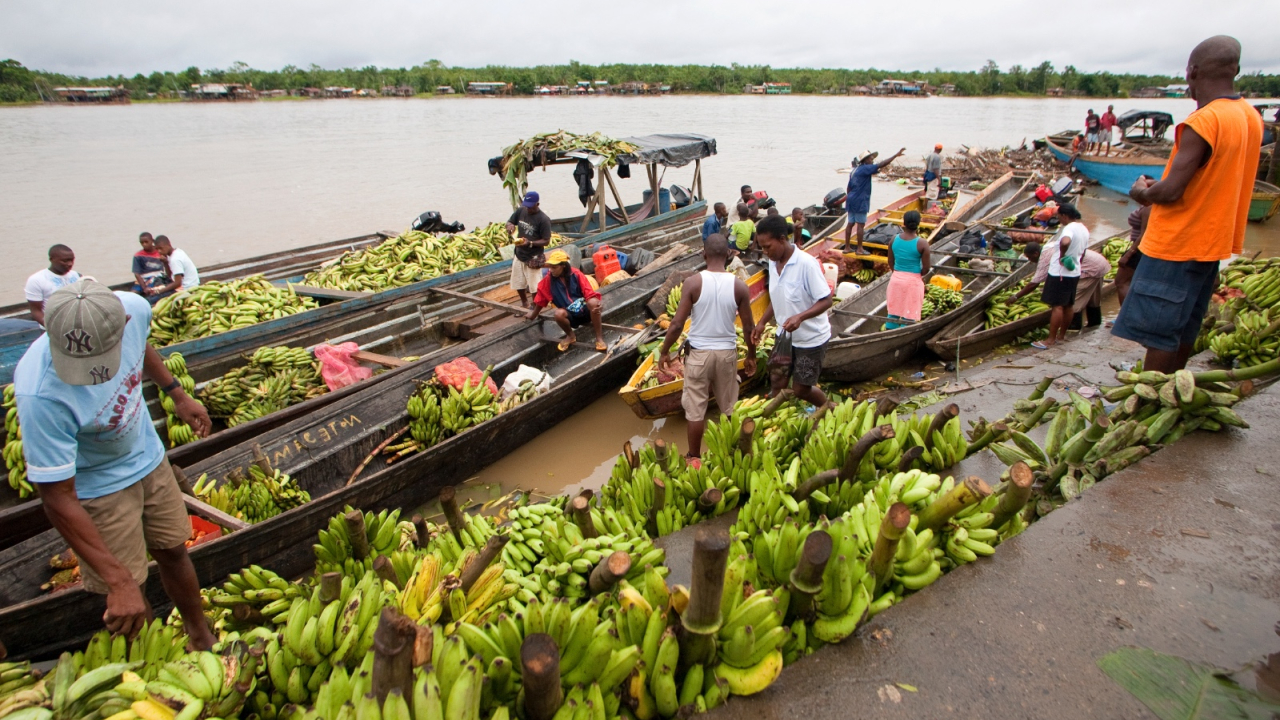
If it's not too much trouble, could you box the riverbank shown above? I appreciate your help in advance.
[662,328,1280,719]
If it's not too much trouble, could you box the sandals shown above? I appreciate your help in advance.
[557,334,576,352]
[1030,341,1050,350]
[595,341,607,352]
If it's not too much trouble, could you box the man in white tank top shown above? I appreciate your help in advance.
[658,234,757,463]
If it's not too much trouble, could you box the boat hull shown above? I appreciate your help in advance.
[1249,181,1280,222]
[1045,139,1166,195]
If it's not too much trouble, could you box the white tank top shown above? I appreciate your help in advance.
[686,271,739,351]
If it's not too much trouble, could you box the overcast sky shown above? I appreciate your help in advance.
[5,0,1278,78]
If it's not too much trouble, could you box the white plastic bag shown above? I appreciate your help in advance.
[501,364,551,399]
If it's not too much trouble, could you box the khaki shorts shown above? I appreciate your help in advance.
[1072,274,1104,313]
[510,259,544,291]
[77,458,192,593]
[681,348,740,422]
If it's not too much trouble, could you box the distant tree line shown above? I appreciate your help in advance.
[3,57,1277,102]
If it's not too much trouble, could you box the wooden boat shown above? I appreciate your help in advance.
[1249,180,1280,223]
[0,240,710,661]
[925,235,1120,360]
[0,206,704,524]
[803,171,1033,268]
[0,232,391,323]
[616,275,771,419]
[818,228,1030,383]
[1044,119,1171,195]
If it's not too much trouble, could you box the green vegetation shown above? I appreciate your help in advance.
[3,57,1278,102]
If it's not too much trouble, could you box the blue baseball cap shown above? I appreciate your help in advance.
[522,191,540,208]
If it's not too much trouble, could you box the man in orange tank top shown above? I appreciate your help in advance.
[1111,36,1263,373]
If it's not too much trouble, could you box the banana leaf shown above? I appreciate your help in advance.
[1097,647,1280,720]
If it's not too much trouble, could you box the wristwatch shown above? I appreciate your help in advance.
[161,379,182,395]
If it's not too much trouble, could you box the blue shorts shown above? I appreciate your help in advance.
[847,210,868,225]
[1111,256,1218,352]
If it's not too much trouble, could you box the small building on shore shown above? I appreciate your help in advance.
[323,87,355,98]
[873,79,926,96]
[292,87,323,98]
[466,82,512,96]
[188,83,257,101]
[381,85,415,97]
[51,86,130,103]
[259,89,287,98]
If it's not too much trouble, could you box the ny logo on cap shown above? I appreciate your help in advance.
[64,329,94,354]
[89,366,112,384]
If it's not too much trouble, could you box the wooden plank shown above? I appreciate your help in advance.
[183,495,250,531]
[351,351,408,368]
[289,285,374,301]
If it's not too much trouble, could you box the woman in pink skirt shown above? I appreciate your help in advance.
[885,211,931,329]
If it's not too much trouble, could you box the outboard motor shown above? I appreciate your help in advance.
[410,211,465,234]
[751,190,777,211]
[823,188,847,210]
[669,185,693,208]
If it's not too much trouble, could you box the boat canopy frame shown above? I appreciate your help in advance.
[490,133,716,232]
[1116,110,1174,143]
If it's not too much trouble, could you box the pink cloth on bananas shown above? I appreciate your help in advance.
[886,270,925,321]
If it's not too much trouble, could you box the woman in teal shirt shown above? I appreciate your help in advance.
[885,211,931,329]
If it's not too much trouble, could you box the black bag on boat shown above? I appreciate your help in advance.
[990,231,1014,252]
[864,223,898,246]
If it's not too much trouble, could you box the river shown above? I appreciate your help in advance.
[3,95,1278,304]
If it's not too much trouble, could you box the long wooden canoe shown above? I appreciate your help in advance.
[0,239,708,661]
[0,203,708,387]
[925,235,1122,359]
[1250,180,1280,223]
[0,209,703,525]
[0,231,392,322]
[818,227,1031,383]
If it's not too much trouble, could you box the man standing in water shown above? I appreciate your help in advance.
[506,191,553,308]
[753,216,832,409]
[1113,35,1262,373]
[25,245,80,326]
[843,148,906,255]
[15,280,215,648]
[658,234,756,464]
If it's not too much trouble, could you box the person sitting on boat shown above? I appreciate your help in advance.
[13,280,215,650]
[752,215,832,410]
[1100,105,1118,156]
[1071,134,1086,154]
[1032,203,1089,350]
[787,207,812,243]
[923,144,944,199]
[1084,109,1101,154]
[701,202,729,242]
[153,236,200,293]
[525,249,606,352]
[1113,35,1262,374]
[658,233,756,464]
[25,244,80,326]
[131,232,171,304]
[884,211,932,329]
[843,148,906,256]
[506,191,553,308]
[728,202,756,255]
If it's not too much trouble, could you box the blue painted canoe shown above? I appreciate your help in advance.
[0,203,707,385]
[1045,138,1167,195]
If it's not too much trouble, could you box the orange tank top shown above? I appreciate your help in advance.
[1140,97,1263,263]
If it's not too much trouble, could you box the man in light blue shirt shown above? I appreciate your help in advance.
[751,216,833,409]
[843,148,905,255]
[701,202,728,242]
[15,280,214,648]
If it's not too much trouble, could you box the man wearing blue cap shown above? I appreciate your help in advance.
[506,191,554,308]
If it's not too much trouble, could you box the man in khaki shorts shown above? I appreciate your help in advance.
[15,279,215,648]
[506,190,553,308]
[658,233,757,464]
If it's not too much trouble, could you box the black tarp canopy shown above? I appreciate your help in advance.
[615,133,717,167]
[1117,110,1174,138]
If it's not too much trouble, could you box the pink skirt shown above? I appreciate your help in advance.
[886,271,925,321]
